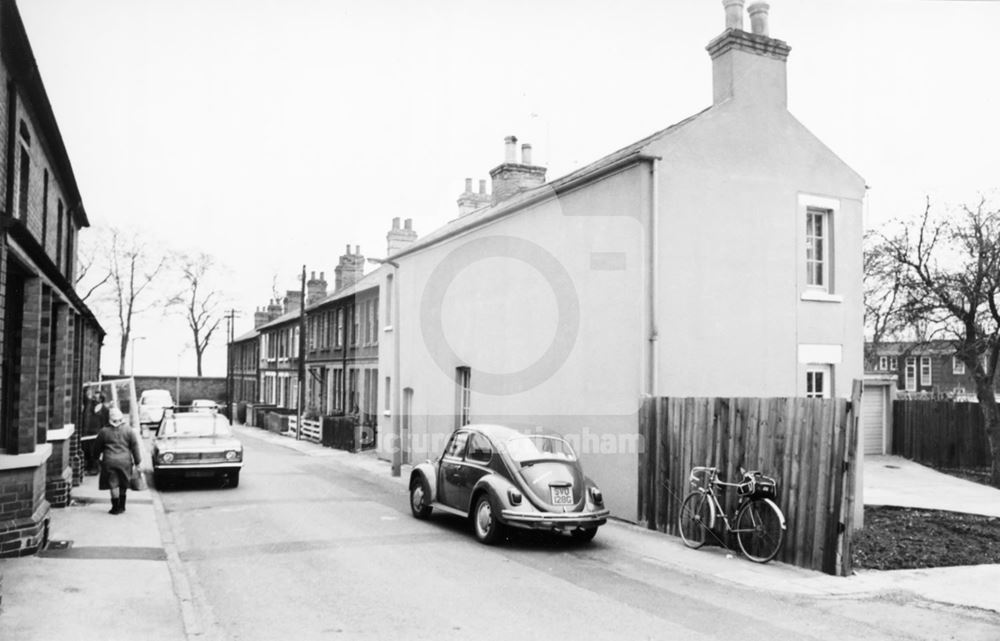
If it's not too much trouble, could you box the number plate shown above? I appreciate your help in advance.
[550,486,573,506]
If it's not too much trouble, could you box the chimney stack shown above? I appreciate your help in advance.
[254,306,271,328]
[706,0,790,108]
[387,217,418,255]
[283,290,303,314]
[489,135,547,204]
[334,244,366,291]
[457,176,492,216]
[306,270,328,305]
[266,298,283,320]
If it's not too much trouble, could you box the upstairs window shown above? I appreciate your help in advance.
[456,366,471,427]
[805,207,829,289]
[953,357,966,375]
[905,357,917,392]
[806,365,831,398]
[16,122,30,221]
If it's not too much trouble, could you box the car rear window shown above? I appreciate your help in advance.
[141,392,173,405]
[504,436,576,463]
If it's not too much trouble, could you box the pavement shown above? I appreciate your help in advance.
[1,429,998,641]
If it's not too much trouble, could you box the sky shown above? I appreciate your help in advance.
[17,0,1000,377]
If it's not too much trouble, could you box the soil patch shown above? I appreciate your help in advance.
[852,506,1000,570]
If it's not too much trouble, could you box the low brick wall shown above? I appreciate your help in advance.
[0,463,51,557]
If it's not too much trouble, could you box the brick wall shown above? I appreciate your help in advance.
[17,277,41,454]
[105,375,227,406]
[0,464,50,557]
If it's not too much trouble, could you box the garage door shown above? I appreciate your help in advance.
[862,384,886,455]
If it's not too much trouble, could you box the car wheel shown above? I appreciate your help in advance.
[472,494,504,545]
[410,477,432,519]
[571,527,598,543]
[153,471,169,490]
[227,470,240,488]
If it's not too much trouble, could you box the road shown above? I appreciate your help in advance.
[155,429,1000,641]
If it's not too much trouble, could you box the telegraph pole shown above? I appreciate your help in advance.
[224,308,240,423]
[296,265,307,440]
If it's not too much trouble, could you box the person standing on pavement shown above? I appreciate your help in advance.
[82,391,110,475]
[95,407,141,515]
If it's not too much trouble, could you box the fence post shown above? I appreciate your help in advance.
[836,379,862,576]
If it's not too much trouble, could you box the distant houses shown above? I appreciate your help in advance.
[228,2,866,521]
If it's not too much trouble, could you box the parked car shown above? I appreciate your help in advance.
[151,411,243,488]
[408,424,609,544]
[191,399,220,413]
[139,389,174,430]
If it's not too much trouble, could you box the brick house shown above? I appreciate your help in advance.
[302,254,381,440]
[0,0,105,557]
[868,340,998,399]
[256,294,304,412]
[228,326,259,413]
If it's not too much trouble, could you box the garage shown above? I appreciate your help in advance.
[862,377,895,455]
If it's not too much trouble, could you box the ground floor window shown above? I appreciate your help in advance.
[805,365,832,399]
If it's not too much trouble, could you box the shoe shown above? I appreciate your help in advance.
[120,492,127,512]
[109,498,123,515]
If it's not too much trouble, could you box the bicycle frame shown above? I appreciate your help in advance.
[687,466,784,535]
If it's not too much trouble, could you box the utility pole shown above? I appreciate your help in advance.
[224,308,240,423]
[296,265,307,440]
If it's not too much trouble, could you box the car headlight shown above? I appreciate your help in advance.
[589,487,603,505]
[161,452,175,464]
[225,450,239,461]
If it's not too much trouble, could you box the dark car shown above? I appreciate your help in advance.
[408,424,609,544]
[152,410,243,488]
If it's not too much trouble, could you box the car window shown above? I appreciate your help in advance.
[159,416,232,438]
[504,436,576,463]
[443,432,469,459]
[466,433,492,464]
[141,391,173,405]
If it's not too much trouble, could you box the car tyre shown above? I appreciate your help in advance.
[571,527,598,543]
[227,470,240,488]
[472,493,504,545]
[153,471,169,490]
[409,477,432,519]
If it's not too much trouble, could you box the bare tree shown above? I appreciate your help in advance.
[169,253,223,376]
[74,229,112,303]
[863,228,906,369]
[877,196,1000,486]
[107,229,169,375]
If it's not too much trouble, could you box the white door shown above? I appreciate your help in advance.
[862,384,887,455]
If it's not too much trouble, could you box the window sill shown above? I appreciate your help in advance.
[383,326,394,333]
[800,290,843,303]
[0,444,53,470]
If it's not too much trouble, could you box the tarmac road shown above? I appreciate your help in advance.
[148,428,1000,641]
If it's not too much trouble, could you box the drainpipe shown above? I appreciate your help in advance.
[647,156,661,397]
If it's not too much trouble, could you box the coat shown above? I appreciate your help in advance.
[85,402,109,437]
[96,425,141,490]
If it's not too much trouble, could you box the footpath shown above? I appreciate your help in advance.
[1,425,998,641]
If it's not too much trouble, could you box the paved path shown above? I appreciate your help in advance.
[863,454,1000,517]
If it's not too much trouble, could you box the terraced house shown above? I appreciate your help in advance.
[0,0,104,557]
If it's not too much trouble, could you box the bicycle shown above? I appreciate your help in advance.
[677,466,786,563]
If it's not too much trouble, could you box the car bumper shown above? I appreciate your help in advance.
[500,508,609,530]
[153,463,242,472]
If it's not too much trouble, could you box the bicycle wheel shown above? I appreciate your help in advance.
[735,499,784,563]
[678,492,713,549]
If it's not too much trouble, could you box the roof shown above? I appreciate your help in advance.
[304,268,382,313]
[869,340,958,357]
[231,327,259,343]
[389,107,710,261]
[1,2,88,227]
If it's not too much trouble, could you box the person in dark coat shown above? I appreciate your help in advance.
[95,408,141,515]
[83,391,110,475]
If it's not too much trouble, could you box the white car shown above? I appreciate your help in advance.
[191,399,220,413]
[139,389,174,429]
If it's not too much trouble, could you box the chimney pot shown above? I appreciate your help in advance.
[355,245,360,255]
[504,135,518,163]
[392,217,400,230]
[464,177,473,192]
[748,1,770,36]
[723,0,745,31]
[404,218,412,230]
[320,271,325,280]
[345,244,351,255]
[521,143,533,166]
[310,271,316,279]
[478,179,486,194]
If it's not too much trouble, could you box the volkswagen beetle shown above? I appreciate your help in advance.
[409,424,609,544]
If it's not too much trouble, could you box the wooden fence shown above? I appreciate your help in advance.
[892,401,991,468]
[638,383,860,576]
